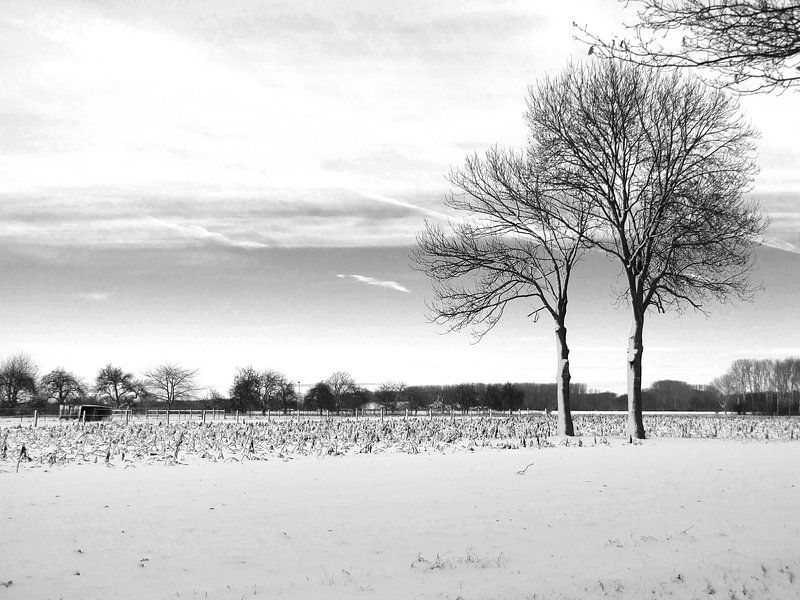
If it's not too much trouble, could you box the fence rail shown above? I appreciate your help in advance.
[0,406,777,429]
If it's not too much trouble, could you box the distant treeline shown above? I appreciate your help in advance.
[2,349,797,416]
[175,380,722,414]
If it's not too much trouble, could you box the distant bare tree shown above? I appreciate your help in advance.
[276,380,298,413]
[529,61,765,437]
[95,364,138,408]
[40,368,85,405]
[260,369,289,414]
[324,371,356,411]
[376,381,407,413]
[577,0,800,93]
[230,366,261,412]
[773,359,793,414]
[789,358,800,415]
[412,146,594,436]
[710,372,737,413]
[145,364,199,420]
[0,352,38,408]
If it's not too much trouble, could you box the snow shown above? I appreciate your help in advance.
[2,438,799,599]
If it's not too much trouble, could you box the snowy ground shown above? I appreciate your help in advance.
[2,438,799,599]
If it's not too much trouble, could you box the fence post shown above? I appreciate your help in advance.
[33,410,38,428]
[236,410,240,423]
[380,408,384,423]
[202,410,206,424]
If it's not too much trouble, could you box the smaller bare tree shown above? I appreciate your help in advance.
[145,364,199,422]
[412,145,593,436]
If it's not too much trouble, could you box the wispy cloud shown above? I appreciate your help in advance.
[74,292,112,302]
[148,217,268,250]
[336,273,410,293]
[346,188,451,222]
[760,237,800,255]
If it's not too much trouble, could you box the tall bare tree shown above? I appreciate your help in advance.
[412,147,593,436]
[529,61,765,437]
[0,352,38,408]
[577,0,800,93]
[145,364,199,420]
[40,368,85,405]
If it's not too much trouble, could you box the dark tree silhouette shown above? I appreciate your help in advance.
[577,0,800,93]
[230,366,261,412]
[304,382,336,412]
[0,352,38,408]
[40,368,85,405]
[95,364,139,408]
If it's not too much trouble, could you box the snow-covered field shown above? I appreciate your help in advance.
[2,435,799,599]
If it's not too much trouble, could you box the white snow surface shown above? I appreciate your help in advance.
[2,438,799,599]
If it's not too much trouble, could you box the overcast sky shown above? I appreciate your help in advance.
[1,0,799,394]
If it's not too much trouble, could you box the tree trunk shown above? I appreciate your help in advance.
[555,324,575,436]
[627,310,646,439]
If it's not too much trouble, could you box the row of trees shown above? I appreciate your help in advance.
[3,350,792,415]
[712,358,800,415]
[0,352,198,412]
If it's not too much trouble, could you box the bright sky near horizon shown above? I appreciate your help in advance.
[1,0,799,394]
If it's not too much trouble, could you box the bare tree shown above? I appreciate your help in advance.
[324,371,356,411]
[260,369,289,414]
[0,352,38,408]
[276,380,298,413]
[412,147,593,436]
[95,364,139,408]
[529,61,765,437]
[710,372,737,413]
[145,363,199,421]
[376,381,407,413]
[230,366,261,413]
[789,357,800,415]
[40,368,86,405]
[577,0,800,93]
[773,358,793,414]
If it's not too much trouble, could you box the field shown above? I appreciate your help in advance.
[2,417,799,599]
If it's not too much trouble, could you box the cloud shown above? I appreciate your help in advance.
[347,188,451,222]
[74,292,111,302]
[760,237,800,255]
[336,273,410,293]
[148,217,268,250]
